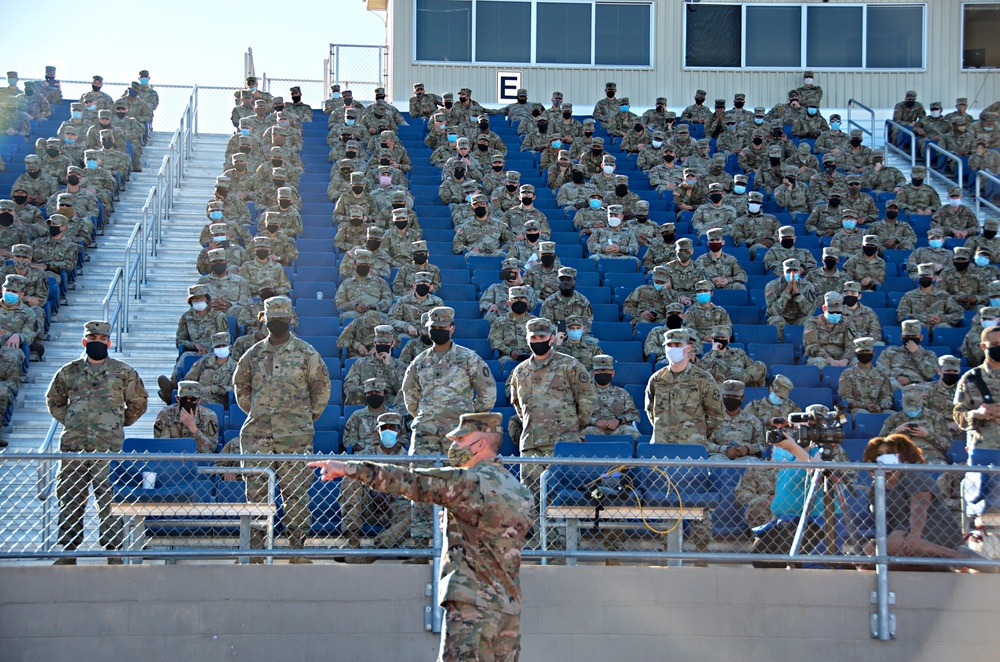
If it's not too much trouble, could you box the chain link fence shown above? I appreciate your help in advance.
[1,448,998,570]
[329,44,387,103]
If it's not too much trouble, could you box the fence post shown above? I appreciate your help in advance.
[872,467,895,640]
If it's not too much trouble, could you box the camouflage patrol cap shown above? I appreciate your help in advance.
[231,152,248,163]
[254,99,268,109]
[379,129,394,141]
[900,319,922,335]
[23,154,40,165]
[209,222,228,234]
[928,226,944,238]
[675,237,694,250]
[506,170,521,181]
[345,139,360,149]
[822,153,838,164]
[635,200,650,213]
[871,150,884,161]
[782,258,801,271]
[456,137,470,148]
[824,291,844,311]
[519,183,535,194]
[354,249,373,265]
[911,166,927,177]
[84,320,111,336]
[362,377,388,395]
[410,240,427,252]
[663,329,689,344]
[525,317,552,335]
[98,129,113,138]
[767,144,783,158]
[373,325,395,341]
[557,267,577,279]
[841,208,859,219]
[272,167,288,180]
[252,235,271,249]
[508,286,529,300]
[56,193,74,207]
[48,213,68,226]
[376,412,402,429]
[447,412,504,440]
[723,113,737,124]
[905,90,917,99]
[207,248,227,262]
[427,306,455,327]
[954,246,972,259]
[862,234,879,247]
[842,281,862,293]
[707,182,724,193]
[660,222,675,232]
[67,165,84,177]
[710,325,731,339]
[187,284,210,302]
[607,204,624,216]
[330,83,341,92]
[262,296,293,320]
[46,65,56,75]
[211,332,230,347]
[985,298,1000,316]
[784,165,800,177]
[747,191,764,203]
[215,175,231,187]
[849,129,863,139]
[492,153,506,163]
[696,139,711,148]
[706,227,724,240]
[539,241,556,255]
[389,189,409,203]
[592,354,614,371]
[665,111,677,120]
[822,247,839,259]
[721,380,745,397]
[948,186,963,198]
[470,193,488,205]
[652,266,671,281]
[176,381,202,399]
[592,137,606,146]
[366,226,384,239]
[853,337,875,352]
[239,90,252,99]
[675,124,689,134]
[271,97,285,106]
[45,137,62,148]
[694,89,706,97]
[901,388,925,409]
[664,302,685,315]
[2,274,25,292]
[523,219,541,231]
[714,99,726,108]
[565,315,589,330]
[348,205,364,218]
[985,218,1000,230]
[733,174,748,185]
[97,109,112,119]
[557,150,571,160]
[652,130,665,140]
[614,174,629,185]
[711,154,726,165]
[695,280,713,292]
[797,143,811,155]
[603,154,617,164]
[916,262,935,275]
[939,354,960,371]
[771,374,794,397]
[984,111,999,121]
[778,225,795,237]
[349,171,365,184]
[70,102,84,111]
[10,244,31,259]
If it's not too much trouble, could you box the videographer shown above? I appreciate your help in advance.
[861,434,991,568]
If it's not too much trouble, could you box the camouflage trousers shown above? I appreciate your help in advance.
[409,429,449,540]
[439,601,520,662]
[241,434,313,548]
[57,459,122,551]
[581,423,641,441]
[338,477,410,548]
[741,495,775,530]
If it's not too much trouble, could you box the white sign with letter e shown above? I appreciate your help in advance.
[496,71,522,104]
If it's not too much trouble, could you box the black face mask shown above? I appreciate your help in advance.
[271,159,283,168]
[505,183,517,193]
[584,131,594,138]
[664,154,676,163]
[540,254,555,267]
[413,252,428,265]
[178,397,199,413]
[828,198,841,208]
[11,195,27,205]
[942,373,960,387]
[723,397,743,411]
[48,225,62,237]
[27,169,40,179]
[352,185,365,194]
[780,237,795,249]
[521,197,534,206]
[278,199,291,209]
[862,246,878,257]
[349,217,363,227]
[856,352,873,365]
[843,295,859,307]
[394,220,408,230]
[374,343,392,356]
[594,373,613,386]
[510,301,529,315]
[101,139,113,148]
[634,124,644,133]
[380,157,392,166]
[415,284,431,297]
[823,258,837,270]
[912,179,923,187]
[559,283,574,296]
[0,214,12,227]
[255,249,270,260]
[492,164,504,172]
[572,172,584,184]
[65,174,82,186]
[444,101,453,109]
[713,338,729,350]
[615,185,628,196]
[752,138,763,146]
[525,232,540,243]
[955,260,970,272]
[291,95,301,103]
[85,341,109,361]
[454,167,466,179]
[850,139,862,147]
[46,148,59,157]
[345,150,357,158]
[918,276,934,288]
[356,265,370,277]
[985,230,998,240]
[666,315,683,330]
[902,336,921,347]
[477,143,489,152]
[989,346,1000,363]
[563,111,572,119]
[786,177,797,185]
[905,100,915,108]
[635,216,648,224]
[662,233,675,243]
[216,187,228,198]
[266,319,290,337]
[529,340,551,355]
[365,394,385,409]
[885,210,898,220]
[366,239,381,252]
[211,263,227,275]
[474,207,488,219]
[530,109,541,117]
[607,91,616,99]
[733,101,745,109]
[429,328,451,345]
[591,148,602,156]
[709,193,723,204]
[391,201,405,210]
[769,158,782,167]
[537,123,548,134]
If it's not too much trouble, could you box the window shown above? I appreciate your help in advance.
[413,0,653,67]
[963,3,1000,69]
[684,3,925,70]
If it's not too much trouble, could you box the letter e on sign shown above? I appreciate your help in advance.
[497,71,522,104]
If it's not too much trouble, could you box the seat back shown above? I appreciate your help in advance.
[550,440,634,491]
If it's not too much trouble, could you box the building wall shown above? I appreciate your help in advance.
[2,564,1000,662]
[387,0,1000,112]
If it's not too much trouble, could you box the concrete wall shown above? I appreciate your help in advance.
[386,0,1000,111]
[2,564,999,662]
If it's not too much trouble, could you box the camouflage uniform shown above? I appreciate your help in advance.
[765,265,818,337]
[334,259,393,320]
[522,245,561,300]
[710,404,766,460]
[539,268,594,326]
[694,236,748,290]
[682,291,733,341]
[342,334,408,406]
[955,358,1000,451]
[896,174,941,214]
[184,340,238,408]
[838,338,894,413]
[773,171,815,214]
[840,291,884,346]
[666,239,702,296]
[47,321,148,553]
[842,241,887,290]
[337,311,390,359]
[153,388,220,455]
[862,154,907,192]
[197,254,252,319]
[233,298,331,553]
[743,375,799,433]
[700,331,766,387]
[802,293,853,369]
[896,268,964,328]
[583,356,641,441]
[876,320,940,391]
[645,336,724,445]
[870,212,918,251]
[622,268,682,330]
[735,465,778,529]
[932,200,979,237]
[762,229,818,275]
[805,250,849,298]
[879,406,952,463]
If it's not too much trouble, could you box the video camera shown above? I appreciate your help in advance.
[767,407,845,450]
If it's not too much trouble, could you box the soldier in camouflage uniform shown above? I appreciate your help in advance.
[488,286,533,366]
[876,319,940,391]
[2,244,48,334]
[840,130,873,174]
[553,315,603,371]
[774,165,815,214]
[802,292,853,370]
[232,297,331,562]
[401,307,497,542]
[453,194,515,257]
[310,411,533,660]
[894,166,940,216]
[765,259,819,341]
[649,147,685,195]
[840,281,883,345]
[709,380,765,460]
[962,305,998,367]
[343,325,407,406]
[582,355,641,441]
[691,183,736,236]
[838,337,894,414]
[642,303,687,363]
[622,266,680,330]
[763,226,818,276]
[33,214,80,281]
[161,284,229,401]
[212,176,252,227]
[197,249,251,320]
[933,186,979,239]
[480,258,537,323]
[897,263,964,329]
[556,164,597,209]
[673,168,708,216]
[393,241,442,296]
[48,321,148,563]
[183,332,237,407]
[806,247,849,298]
[153,381,220,454]
[337,310,389,360]
[730,192,778,260]
[805,187,847,237]
[793,104,829,139]
[914,355,964,441]
[906,227,951,277]
[965,218,1000,264]
[238,236,289,296]
[573,191,609,236]
[523,241,561,300]
[744,374,799,436]
[334,249,392,320]
[828,208,866,259]
[695,227,748,290]
[587,204,639,264]
[940,246,988,310]
[879,388,952,463]
[683,280,733,342]
[843,235,886,290]
[603,175,642,219]
[869,201,917,251]
[506,219,547,267]
[663,238,700,298]
[735,463,778,530]
[539,267,594,326]
[339,227,393,282]
[501,184,550,239]
[700,325,766,387]
[389,273,444,338]
[955,326,1000,451]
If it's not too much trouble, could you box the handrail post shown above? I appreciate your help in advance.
[884,120,917,169]
[872,467,894,640]
[925,143,964,193]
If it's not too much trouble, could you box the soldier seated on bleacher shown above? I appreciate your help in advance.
[896,263,963,330]
[183,332,237,408]
[700,324,765,387]
[962,304,999,366]
[838,337,893,415]
[582,354,640,441]
[153,381,220,454]
[876,319,939,391]
[931,185,978,238]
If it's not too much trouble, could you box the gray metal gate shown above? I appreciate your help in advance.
[327,44,386,102]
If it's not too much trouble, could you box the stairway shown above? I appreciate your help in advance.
[3,133,228,449]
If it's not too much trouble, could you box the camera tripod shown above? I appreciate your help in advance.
[788,445,860,566]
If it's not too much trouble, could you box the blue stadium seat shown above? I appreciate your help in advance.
[592,304,621,323]
[295,316,340,337]
[748,343,794,367]
[577,286,611,304]
[296,298,338,318]
[931,327,965,353]
[726,306,760,325]
[292,281,338,301]
[313,430,342,455]
[853,411,892,439]
[438,284,478,301]
[297,336,339,358]
[548,441,637,507]
[792,387,834,410]
[611,362,652,388]
[768,364,821,388]
[599,341,644,364]
[822,365,849,391]
[314,406,342,431]
[603,272,646,292]
[733,324,778,345]
[635,443,720,508]
[712,290,748,307]
[449,301,481,319]
[595,323,634,341]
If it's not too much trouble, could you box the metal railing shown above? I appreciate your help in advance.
[925,142,964,192]
[884,120,918,169]
[975,169,1000,218]
[847,98,875,148]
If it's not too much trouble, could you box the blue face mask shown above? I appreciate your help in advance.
[753,118,764,125]
[248,86,257,93]
[65,137,76,145]
[209,211,223,221]
[620,105,630,113]
[768,392,783,406]
[552,140,562,149]
[345,119,355,126]
[784,273,799,283]
[589,199,601,210]
[139,77,149,85]
[842,220,856,230]
[807,107,818,116]
[240,129,250,136]
[332,92,341,99]
[695,292,712,304]
[825,312,842,324]
[830,121,841,131]
[652,282,665,292]
[380,430,398,448]
[71,111,82,120]
[733,185,746,195]
[976,256,990,267]
[567,329,584,341]
[2,292,18,305]
[929,239,944,248]
[904,408,922,419]
[86,160,98,170]
[7,78,17,87]
[447,134,457,142]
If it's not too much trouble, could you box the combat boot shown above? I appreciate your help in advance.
[156,375,175,405]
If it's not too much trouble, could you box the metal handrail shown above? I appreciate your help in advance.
[975,169,1000,218]
[846,98,875,147]
[926,142,964,192]
[102,267,125,349]
[884,120,918,169]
